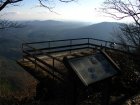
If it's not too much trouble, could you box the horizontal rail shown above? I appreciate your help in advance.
[24,38,88,45]
[26,43,89,52]
[24,56,64,82]
[24,43,136,56]
[23,37,137,49]
[91,38,136,48]
[29,47,90,56]
[23,50,65,77]
[22,38,138,60]
[22,43,35,50]
[23,49,62,63]
[34,56,65,76]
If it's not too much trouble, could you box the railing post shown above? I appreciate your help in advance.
[70,39,72,53]
[48,41,50,52]
[52,58,55,80]
[49,41,50,48]
[105,41,107,50]
[35,58,37,70]
[34,49,37,70]
[88,38,89,48]
[105,41,107,47]
[101,44,103,50]
[53,58,54,68]
[22,43,24,61]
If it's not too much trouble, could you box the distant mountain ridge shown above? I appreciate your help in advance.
[25,20,91,30]
[0,20,121,59]
[55,22,120,40]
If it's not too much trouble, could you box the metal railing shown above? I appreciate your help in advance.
[21,38,138,81]
[22,38,137,54]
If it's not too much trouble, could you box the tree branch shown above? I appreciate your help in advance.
[0,0,23,11]
[103,0,140,47]
[0,0,76,11]
[0,0,9,11]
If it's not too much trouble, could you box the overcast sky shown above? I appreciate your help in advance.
[1,0,131,23]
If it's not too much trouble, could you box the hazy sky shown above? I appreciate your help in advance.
[1,0,130,23]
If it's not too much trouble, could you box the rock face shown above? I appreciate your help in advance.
[125,95,140,105]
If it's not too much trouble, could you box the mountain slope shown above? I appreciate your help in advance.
[57,22,120,40]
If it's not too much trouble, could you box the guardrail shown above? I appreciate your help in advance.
[22,38,137,54]
[21,38,138,81]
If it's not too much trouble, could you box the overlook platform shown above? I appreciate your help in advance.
[18,38,136,82]
[17,38,138,105]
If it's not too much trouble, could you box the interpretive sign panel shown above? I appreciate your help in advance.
[68,52,119,86]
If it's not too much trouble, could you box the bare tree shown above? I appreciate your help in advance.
[0,0,76,11]
[102,0,140,50]
[102,0,140,26]
[117,24,140,46]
